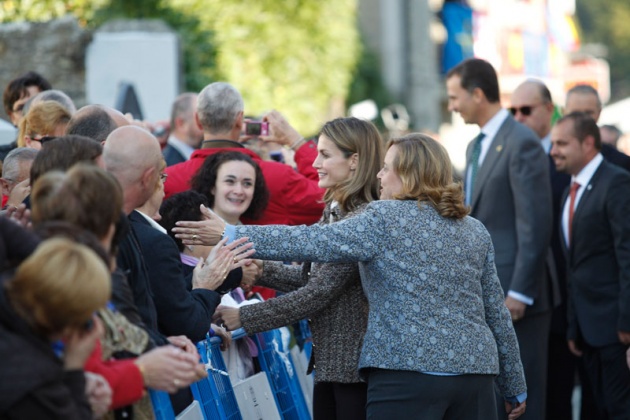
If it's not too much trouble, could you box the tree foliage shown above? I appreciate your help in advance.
[171,0,359,134]
[1,0,360,134]
[576,0,630,101]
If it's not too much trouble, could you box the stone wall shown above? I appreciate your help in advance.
[0,16,91,121]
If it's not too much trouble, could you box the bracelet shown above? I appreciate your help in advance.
[290,137,306,150]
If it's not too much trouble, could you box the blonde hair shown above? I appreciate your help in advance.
[6,237,111,335]
[17,101,71,147]
[320,117,383,212]
[387,133,469,219]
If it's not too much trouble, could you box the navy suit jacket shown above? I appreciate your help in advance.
[548,154,571,333]
[563,160,630,346]
[601,143,630,173]
[129,211,220,342]
[162,144,187,167]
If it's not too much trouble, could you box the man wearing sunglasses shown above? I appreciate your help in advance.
[446,59,552,420]
[511,80,597,420]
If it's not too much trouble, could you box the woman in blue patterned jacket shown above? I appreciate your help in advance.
[175,133,528,420]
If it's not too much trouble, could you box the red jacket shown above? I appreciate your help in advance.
[84,340,145,409]
[164,141,325,226]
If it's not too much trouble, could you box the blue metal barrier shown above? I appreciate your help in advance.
[254,329,312,420]
[149,389,176,420]
[151,326,312,420]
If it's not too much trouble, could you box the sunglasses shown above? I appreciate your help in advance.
[508,105,540,117]
[29,135,57,145]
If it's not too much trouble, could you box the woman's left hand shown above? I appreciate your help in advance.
[173,205,226,246]
[213,305,243,331]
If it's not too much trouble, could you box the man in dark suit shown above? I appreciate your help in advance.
[550,112,630,418]
[565,84,630,172]
[162,93,204,167]
[446,59,552,420]
[511,80,598,420]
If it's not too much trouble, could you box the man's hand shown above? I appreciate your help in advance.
[6,179,30,208]
[567,339,583,357]
[211,323,232,351]
[505,296,526,322]
[167,335,197,356]
[85,372,112,417]
[135,345,206,393]
[260,110,302,147]
[5,203,31,229]
[505,400,526,420]
[63,316,103,371]
[618,330,630,345]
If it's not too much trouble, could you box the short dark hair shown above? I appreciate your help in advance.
[66,106,118,142]
[30,135,103,183]
[600,124,622,141]
[556,112,602,151]
[170,93,196,129]
[190,151,269,220]
[3,71,52,115]
[446,58,500,103]
[566,84,601,109]
[535,81,552,104]
[159,190,209,252]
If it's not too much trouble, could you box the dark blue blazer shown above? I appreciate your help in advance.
[162,144,187,167]
[129,210,220,342]
[562,160,630,346]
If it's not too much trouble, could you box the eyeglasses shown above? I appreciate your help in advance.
[508,104,541,117]
[160,172,168,183]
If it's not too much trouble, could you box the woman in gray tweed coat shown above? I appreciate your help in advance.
[177,134,528,420]
[215,117,383,420]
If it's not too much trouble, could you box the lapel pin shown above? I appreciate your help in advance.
[587,184,592,191]
[496,145,503,152]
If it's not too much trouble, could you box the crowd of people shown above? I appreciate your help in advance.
[0,57,628,420]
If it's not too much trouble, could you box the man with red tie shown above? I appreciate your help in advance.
[550,112,630,419]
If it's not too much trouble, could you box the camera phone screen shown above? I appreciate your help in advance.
[246,123,262,135]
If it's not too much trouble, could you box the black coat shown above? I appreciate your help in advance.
[116,217,169,346]
[128,211,221,342]
[0,283,91,419]
[564,160,630,346]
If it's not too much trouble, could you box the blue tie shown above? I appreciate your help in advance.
[466,132,485,206]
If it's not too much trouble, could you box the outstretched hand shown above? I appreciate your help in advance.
[173,204,226,246]
[213,305,243,331]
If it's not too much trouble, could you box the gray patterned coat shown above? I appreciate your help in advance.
[234,200,527,398]
[239,202,369,383]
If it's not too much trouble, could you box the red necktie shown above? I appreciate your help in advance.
[568,181,581,243]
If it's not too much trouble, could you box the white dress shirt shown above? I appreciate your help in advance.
[465,108,510,191]
[562,153,604,246]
